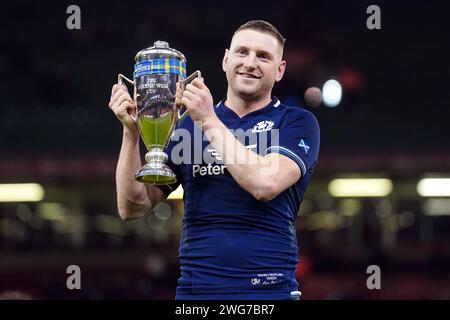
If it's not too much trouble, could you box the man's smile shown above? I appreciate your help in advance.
[237,72,261,79]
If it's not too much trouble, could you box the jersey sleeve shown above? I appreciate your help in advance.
[265,109,320,178]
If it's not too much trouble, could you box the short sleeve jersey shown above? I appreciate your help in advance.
[156,97,320,297]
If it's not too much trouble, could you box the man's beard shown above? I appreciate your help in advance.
[233,80,266,101]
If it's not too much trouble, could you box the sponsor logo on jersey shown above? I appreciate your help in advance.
[192,144,257,177]
[252,120,274,133]
[206,148,222,161]
[193,163,226,177]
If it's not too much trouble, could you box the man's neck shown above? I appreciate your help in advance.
[225,90,272,118]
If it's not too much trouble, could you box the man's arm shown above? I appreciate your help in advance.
[109,83,166,220]
[181,79,301,202]
[203,117,301,201]
[115,127,166,220]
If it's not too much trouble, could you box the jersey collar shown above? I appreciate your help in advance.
[215,97,280,120]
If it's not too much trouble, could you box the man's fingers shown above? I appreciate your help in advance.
[111,83,128,98]
[175,94,182,108]
[118,101,136,118]
[110,88,124,105]
[117,92,135,106]
[111,92,131,108]
[176,81,184,97]
[111,89,131,107]
[182,90,195,101]
[177,80,185,91]
[113,92,135,111]
[190,77,205,89]
[180,96,192,108]
[119,100,135,111]
[185,83,202,95]
[111,84,119,97]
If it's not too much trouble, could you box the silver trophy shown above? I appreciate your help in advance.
[118,41,200,184]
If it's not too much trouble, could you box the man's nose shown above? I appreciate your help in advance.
[243,53,257,69]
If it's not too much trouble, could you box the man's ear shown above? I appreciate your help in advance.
[276,60,286,82]
[222,49,229,72]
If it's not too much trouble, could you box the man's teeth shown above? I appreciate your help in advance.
[239,73,258,78]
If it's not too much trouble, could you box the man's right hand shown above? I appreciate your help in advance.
[108,83,137,132]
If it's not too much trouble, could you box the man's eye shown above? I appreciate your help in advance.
[237,50,247,55]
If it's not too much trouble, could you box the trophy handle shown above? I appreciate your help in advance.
[118,74,137,122]
[177,70,202,120]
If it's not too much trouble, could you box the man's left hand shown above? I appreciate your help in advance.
[181,77,216,124]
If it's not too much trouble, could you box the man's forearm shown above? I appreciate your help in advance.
[202,117,275,200]
[116,128,152,219]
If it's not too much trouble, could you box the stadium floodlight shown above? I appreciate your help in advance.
[423,199,450,216]
[167,185,184,200]
[0,183,45,202]
[38,203,66,220]
[328,178,393,197]
[322,79,342,107]
[417,178,450,197]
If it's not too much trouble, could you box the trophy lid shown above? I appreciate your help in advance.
[135,40,186,63]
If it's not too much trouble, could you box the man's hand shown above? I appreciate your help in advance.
[108,83,137,133]
[180,78,216,124]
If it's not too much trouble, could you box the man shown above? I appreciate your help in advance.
[108,20,320,300]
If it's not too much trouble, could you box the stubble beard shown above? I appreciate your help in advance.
[230,76,267,101]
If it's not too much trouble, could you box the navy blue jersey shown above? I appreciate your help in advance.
[157,97,320,299]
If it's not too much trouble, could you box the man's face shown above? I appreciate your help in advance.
[222,29,286,101]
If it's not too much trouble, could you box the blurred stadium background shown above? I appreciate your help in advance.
[1,0,449,299]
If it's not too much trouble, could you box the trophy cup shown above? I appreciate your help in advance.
[118,40,200,184]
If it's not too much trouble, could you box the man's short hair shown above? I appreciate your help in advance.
[234,20,286,48]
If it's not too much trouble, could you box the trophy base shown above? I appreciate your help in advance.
[135,163,177,185]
